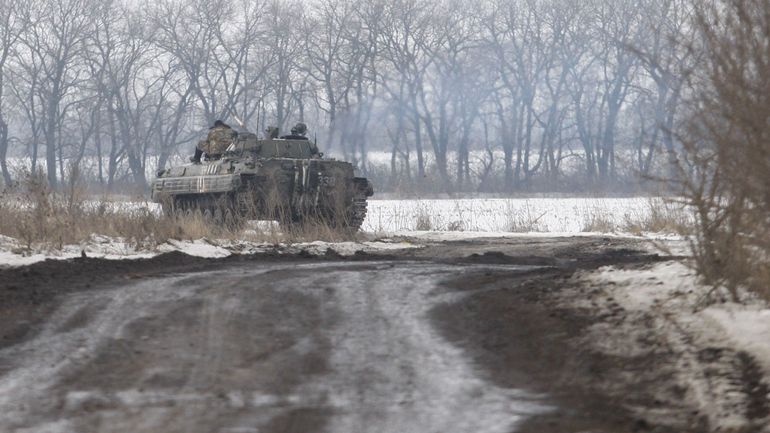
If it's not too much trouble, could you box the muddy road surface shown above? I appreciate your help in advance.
[0,237,685,433]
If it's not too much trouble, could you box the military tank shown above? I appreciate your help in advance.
[150,127,374,231]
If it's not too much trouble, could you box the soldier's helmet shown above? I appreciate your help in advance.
[265,126,279,139]
[291,122,308,136]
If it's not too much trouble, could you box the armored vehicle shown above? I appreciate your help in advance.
[151,128,374,231]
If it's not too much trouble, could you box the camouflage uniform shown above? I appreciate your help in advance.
[190,120,238,164]
[196,121,236,160]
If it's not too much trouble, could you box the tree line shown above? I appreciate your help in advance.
[0,0,699,193]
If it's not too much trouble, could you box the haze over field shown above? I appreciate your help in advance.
[1,0,696,194]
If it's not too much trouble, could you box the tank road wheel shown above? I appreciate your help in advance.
[321,195,368,232]
[158,195,177,217]
[235,188,258,219]
[203,208,213,223]
[277,211,302,232]
[160,201,173,217]
[224,208,237,229]
[213,206,225,226]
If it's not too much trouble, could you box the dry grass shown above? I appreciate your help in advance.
[622,199,692,236]
[0,171,357,253]
[504,201,547,232]
[580,199,692,234]
[582,211,617,233]
[412,203,467,231]
[0,175,219,251]
[414,208,433,231]
[675,0,770,302]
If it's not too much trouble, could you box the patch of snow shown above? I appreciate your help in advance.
[157,239,234,259]
[701,307,770,374]
[292,240,421,256]
[0,235,425,268]
[641,237,692,257]
[0,251,59,268]
[584,261,770,432]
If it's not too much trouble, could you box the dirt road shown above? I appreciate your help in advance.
[0,236,710,433]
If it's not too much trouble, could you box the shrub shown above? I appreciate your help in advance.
[677,0,770,301]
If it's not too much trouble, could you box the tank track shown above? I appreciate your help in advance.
[164,187,368,232]
[167,198,241,229]
[347,196,368,231]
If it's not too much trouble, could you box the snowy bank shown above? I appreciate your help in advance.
[0,234,422,268]
[580,261,770,432]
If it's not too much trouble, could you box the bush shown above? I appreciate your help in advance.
[622,199,691,236]
[677,0,770,301]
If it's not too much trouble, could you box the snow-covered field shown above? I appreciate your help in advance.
[362,197,685,233]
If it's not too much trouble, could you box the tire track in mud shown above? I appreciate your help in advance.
[283,263,550,433]
[0,274,196,432]
[0,261,549,433]
[0,267,303,433]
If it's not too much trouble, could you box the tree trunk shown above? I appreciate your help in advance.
[107,107,119,190]
[411,113,425,180]
[30,132,38,176]
[95,119,104,185]
[0,117,11,186]
[44,111,58,188]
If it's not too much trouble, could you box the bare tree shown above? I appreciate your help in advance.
[19,0,94,187]
[87,0,160,187]
[379,0,436,181]
[333,0,381,171]
[150,0,272,129]
[415,0,486,191]
[301,0,358,152]
[678,0,770,299]
[593,0,643,181]
[483,0,555,190]
[632,0,696,179]
[0,0,29,186]
[263,0,305,130]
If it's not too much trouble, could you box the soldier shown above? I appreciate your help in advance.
[280,122,309,140]
[191,120,237,163]
[291,122,308,138]
[265,126,280,139]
